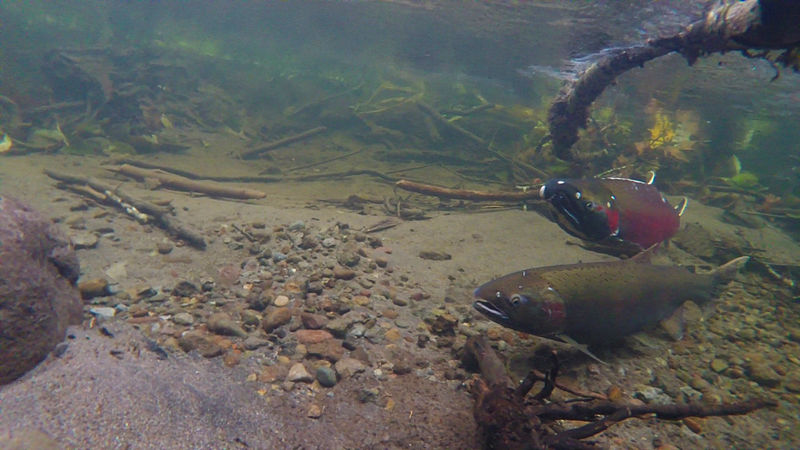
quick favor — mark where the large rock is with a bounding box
[0,196,82,385]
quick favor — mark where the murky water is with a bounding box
[1,1,799,448]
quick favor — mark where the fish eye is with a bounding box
[510,294,523,306]
[584,201,594,209]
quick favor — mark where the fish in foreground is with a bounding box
[473,249,748,361]
[539,173,686,250]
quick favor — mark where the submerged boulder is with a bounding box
[0,195,82,385]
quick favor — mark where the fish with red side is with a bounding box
[473,249,747,348]
[538,174,685,249]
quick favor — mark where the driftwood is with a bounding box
[241,126,327,159]
[44,169,206,249]
[549,0,800,159]
[464,336,776,449]
[111,164,266,200]
[395,179,541,202]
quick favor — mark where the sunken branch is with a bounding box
[548,0,800,160]
[464,336,776,449]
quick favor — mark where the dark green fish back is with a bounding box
[539,261,714,343]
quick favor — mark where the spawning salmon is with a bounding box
[473,250,747,347]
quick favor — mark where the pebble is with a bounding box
[156,241,173,254]
[683,417,703,434]
[288,220,305,231]
[333,266,356,280]
[243,336,270,350]
[710,358,729,373]
[418,250,451,261]
[89,306,116,319]
[273,295,290,307]
[352,295,370,306]
[307,404,323,418]
[384,328,403,342]
[301,312,328,329]
[321,237,337,248]
[78,278,110,299]
[262,307,292,332]
[306,340,344,362]
[287,363,313,383]
[178,331,224,358]
[316,366,338,387]
[207,312,248,337]
[334,357,367,378]
[296,329,334,345]
[240,309,261,327]
[71,232,99,249]
[172,312,195,326]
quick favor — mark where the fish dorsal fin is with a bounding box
[557,334,608,365]
[629,243,660,263]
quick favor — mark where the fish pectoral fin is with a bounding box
[557,334,608,365]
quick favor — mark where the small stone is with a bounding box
[262,307,292,332]
[89,307,116,319]
[207,312,248,337]
[358,387,380,403]
[334,357,367,378]
[240,309,261,327]
[259,364,288,382]
[306,340,344,362]
[300,312,328,329]
[321,237,337,248]
[316,366,338,387]
[156,241,173,254]
[296,329,334,345]
[418,250,451,261]
[606,385,623,402]
[178,331,224,358]
[71,232,99,249]
[746,360,782,388]
[273,295,290,307]
[307,404,323,419]
[784,371,800,393]
[333,266,356,280]
[243,336,270,350]
[683,417,703,434]
[172,312,195,326]
[288,220,305,231]
[288,363,313,382]
[78,278,110,299]
[337,251,360,267]
[384,328,403,342]
[352,295,370,306]
[375,257,388,268]
[710,358,729,373]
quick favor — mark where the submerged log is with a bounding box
[549,0,800,159]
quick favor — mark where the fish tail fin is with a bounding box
[713,256,749,283]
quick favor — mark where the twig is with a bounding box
[286,149,363,172]
[241,126,327,159]
[111,164,266,200]
[395,179,541,202]
[44,169,206,249]
[416,101,486,147]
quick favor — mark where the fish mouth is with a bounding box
[473,300,510,322]
[548,191,582,228]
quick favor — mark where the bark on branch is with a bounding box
[548,0,800,159]
[464,335,776,449]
